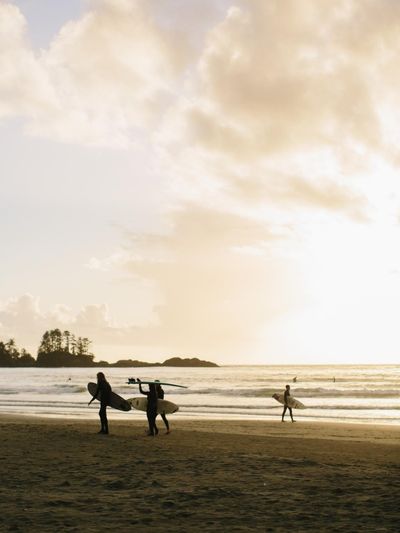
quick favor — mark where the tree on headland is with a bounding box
[36,329,94,367]
[18,348,36,366]
[0,338,35,367]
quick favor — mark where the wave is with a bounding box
[180,404,272,411]
[35,385,88,394]
[173,402,400,412]
[0,400,82,408]
[249,378,400,385]
[0,385,88,395]
[287,388,400,398]
[2,383,400,399]
[233,387,400,398]
[301,404,400,410]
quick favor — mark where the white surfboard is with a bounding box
[272,392,306,409]
[128,397,179,414]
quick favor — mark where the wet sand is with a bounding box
[0,415,399,532]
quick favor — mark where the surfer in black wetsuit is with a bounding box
[282,384,295,423]
[138,379,158,436]
[156,383,170,434]
[88,372,111,434]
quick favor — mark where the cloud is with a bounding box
[36,203,300,360]
[0,0,192,146]
[183,0,390,157]
[157,0,400,220]
[0,294,134,354]
[2,0,400,155]
[0,294,59,350]
[0,3,56,119]
[230,172,369,221]
[113,204,302,357]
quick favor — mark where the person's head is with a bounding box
[97,372,106,382]
[286,384,290,391]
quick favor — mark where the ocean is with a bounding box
[0,365,399,425]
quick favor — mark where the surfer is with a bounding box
[138,379,158,436]
[282,384,295,423]
[156,383,170,434]
[88,372,111,434]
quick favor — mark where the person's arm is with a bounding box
[137,379,146,396]
[88,384,99,405]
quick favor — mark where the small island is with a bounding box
[112,357,219,368]
[0,330,219,368]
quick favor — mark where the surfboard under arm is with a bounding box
[272,392,306,409]
[87,382,131,412]
[127,378,188,388]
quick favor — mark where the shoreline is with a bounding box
[1,412,400,440]
[1,410,399,427]
[1,414,399,531]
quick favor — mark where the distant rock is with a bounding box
[161,357,219,367]
[112,359,157,367]
[111,356,219,368]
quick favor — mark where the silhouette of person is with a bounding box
[293,376,297,383]
[88,372,111,434]
[156,383,170,434]
[282,384,295,423]
[138,379,158,436]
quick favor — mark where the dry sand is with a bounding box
[0,415,399,532]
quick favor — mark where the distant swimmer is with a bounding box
[138,379,158,436]
[293,376,297,383]
[282,384,295,423]
[88,372,111,434]
[333,377,336,383]
[156,383,170,434]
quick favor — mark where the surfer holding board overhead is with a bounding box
[138,379,158,436]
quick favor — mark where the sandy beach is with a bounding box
[0,415,399,532]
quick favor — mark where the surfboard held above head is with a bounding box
[127,377,188,389]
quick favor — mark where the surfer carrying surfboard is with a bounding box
[282,384,295,423]
[88,372,112,434]
[138,379,158,436]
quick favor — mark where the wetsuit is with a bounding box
[282,389,294,422]
[139,383,158,435]
[157,386,170,432]
[94,379,111,434]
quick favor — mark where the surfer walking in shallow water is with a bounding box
[138,379,158,436]
[282,384,295,423]
[88,372,111,434]
[156,383,170,434]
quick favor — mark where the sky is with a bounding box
[2,0,400,365]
